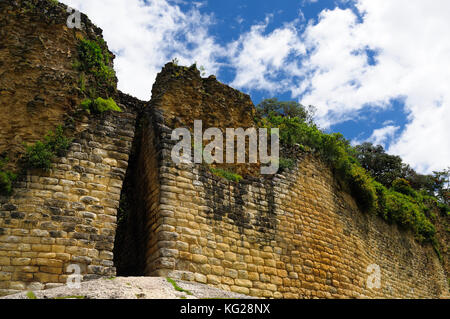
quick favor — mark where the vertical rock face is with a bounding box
[0,0,137,296]
[0,1,448,299]
[0,0,115,168]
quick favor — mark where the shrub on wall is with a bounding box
[0,158,16,196]
[23,125,72,171]
[73,38,117,98]
[391,178,417,198]
[76,38,116,89]
[81,97,122,114]
[279,157,296,170]
[210,167,243,183]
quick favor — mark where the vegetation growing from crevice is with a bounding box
[81,97,122,114]
[73,37,121,117]
[209,167,243,183]
[22,125,72,171]
[278,157,296,171]
[26,291,37,299]
[75,38,116,92]
[166,277,193,295]
[0,157,17,196]
[256,98,449,250]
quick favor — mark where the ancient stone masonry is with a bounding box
[147,152,449,298]
[112,63,449,298]
[0,1,448,298]
[0,98,139,296]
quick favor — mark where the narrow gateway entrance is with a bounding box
[113,114,153,276]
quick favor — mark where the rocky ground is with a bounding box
[0,276,256,299]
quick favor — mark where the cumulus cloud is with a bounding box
[227,17,305,93]
[61,0,223,100]
[366,125,400,148]
[297,0,450,173]
[227,0,450,173]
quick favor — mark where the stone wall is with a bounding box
[142,146,449,298]
[127,63,449,298]
[0,2,448,298]
[0,100,138,296]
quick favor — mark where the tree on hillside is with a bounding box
[354,142,404,187]
[431,167,449,205]
[400,164,434,193]
[354,143,449,203]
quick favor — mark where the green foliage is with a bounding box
[210,167,243,183]
[431,167,449,206]
[279,157,296,170]
[23,126,72,171]
[258,110,376,212]
[26,291,37,299]
[372,181,388,219]
[392,178,416,198]
[354,143,449,206]
[76,39,116,89]
[166,277,192,295]
[0,171,16,196]
[23,141,54,171]
[79,72,86,93]
[437,202,450,215]
[256,98,315,123]
[0,157,17,196]
[46,126,72,157]
[258,97,443,246]
[345,163,378,213]
[81,97,122,114]
[354,143,404,187]
[384,189,436,242]
[199,65,206,77]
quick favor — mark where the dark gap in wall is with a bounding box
[113,108,146,276]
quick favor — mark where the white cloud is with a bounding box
[366,125,399,148]
[296,0,450,173]
[61,0,223,100]
[227,18,305,93]
[226,1,450,173]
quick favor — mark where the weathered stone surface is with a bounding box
[0,1,448,300]
[0,88,137,296]
[1,277,255,299]
[119,63,449,299]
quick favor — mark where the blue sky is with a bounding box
[61,0,450,174]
